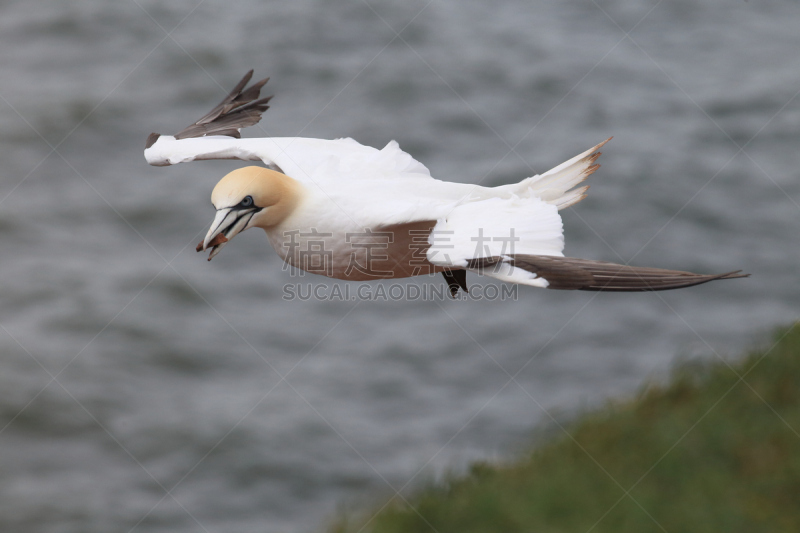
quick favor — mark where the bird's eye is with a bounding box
[240,195,254,207]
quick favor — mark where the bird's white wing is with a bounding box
[144,71,431,185]
[145,134,432,180]
[272,137,432,184]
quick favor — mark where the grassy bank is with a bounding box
[332,324,800,533]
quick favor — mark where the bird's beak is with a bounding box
[197,206,259,261]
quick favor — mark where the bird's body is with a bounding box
[146,71,747,294]
[150,134,588,285]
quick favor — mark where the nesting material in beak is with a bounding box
[196,233,229,261]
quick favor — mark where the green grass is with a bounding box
[331,324,800,533]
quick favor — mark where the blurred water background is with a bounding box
[1,0,798,531]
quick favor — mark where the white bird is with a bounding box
[144,71,746,296]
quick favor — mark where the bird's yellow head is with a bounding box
[200,166,302,260]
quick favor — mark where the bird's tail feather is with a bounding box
[510,138,612,210]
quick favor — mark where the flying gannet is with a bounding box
[144,71,747,296]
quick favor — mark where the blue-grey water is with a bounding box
[1,1,798,531]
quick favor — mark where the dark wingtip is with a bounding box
[236,70,255,91]
[145,132,161,149]
[174,71,273,140]
[718,270,750,280]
